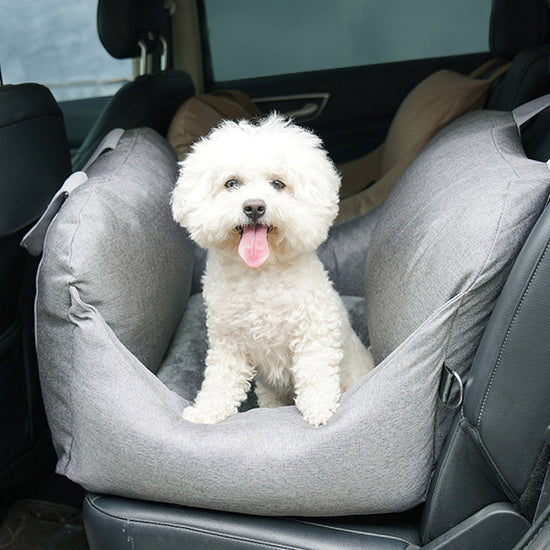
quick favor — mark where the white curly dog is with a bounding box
[171,115,374,426]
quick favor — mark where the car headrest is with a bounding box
[0,83,71,236]
[97,0,165,59]
[490,0,550,59]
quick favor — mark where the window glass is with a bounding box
[0,0,132,101]
[204,0,492,82]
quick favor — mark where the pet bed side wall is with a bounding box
[35,128,195,469]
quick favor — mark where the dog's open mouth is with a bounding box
[235,223,272,268]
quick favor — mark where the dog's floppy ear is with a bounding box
[289,145,341,227]
[171,162,197,227]
[171,185,187,227]
[172,150,222,232]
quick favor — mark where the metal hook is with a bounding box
[137,40,148,76]
[438,364,464,410]
[159,35,168,72]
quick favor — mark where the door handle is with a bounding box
[282,102,319,119]
[253,93,329,122]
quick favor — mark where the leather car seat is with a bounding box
[0,82,72,489]
[70,0,195,170]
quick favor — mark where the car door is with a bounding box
[198,0,493,164]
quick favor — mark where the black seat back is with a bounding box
[487,0,550,110]
[0,82,71,488]
[420,107,550,544]
[71,0,194,170]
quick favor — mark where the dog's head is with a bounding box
[171,114,340,267]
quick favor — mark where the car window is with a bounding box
[203,0,492,82]
[0,0,132,101]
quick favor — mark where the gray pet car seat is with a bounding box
[81,105,550,550]
[26,90,550,549]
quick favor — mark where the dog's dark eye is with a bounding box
[271,179,286,190]
[224,179,241,190]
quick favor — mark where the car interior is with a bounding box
[3,0,550,549]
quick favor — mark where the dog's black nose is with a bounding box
[242,199,266,222]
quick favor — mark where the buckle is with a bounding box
[438,364,464,410]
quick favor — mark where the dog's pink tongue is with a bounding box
[238,225,269,268]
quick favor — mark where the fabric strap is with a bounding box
[21,171,88,256]
[20,128,125,256]
[513,93,550,133]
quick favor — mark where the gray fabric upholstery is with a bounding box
[157,293,207,401]
[46,129,193,372]
[36,128,195,461]
[365,108,550,452]
[366,109,550,370]
[318,207,381,297]
[35,99,550,516]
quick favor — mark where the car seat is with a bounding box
[25,87,550,548]
[0,81,72,489]
[70,0,195,171]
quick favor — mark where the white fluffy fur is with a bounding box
[172,114,374,426]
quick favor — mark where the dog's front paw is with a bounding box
[182,405,230,424]
[301,404,339,427]
[295,395,340,427]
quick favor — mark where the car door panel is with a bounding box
[252,93,330,123]
[211,52,490,164]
